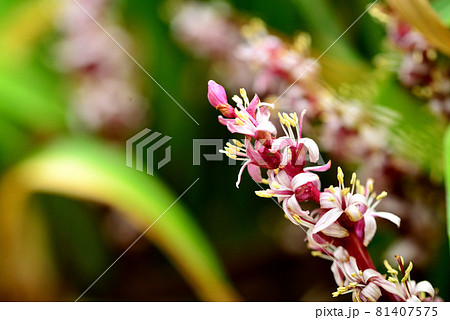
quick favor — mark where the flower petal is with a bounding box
[414,281,435,298]
[371,211,401,227]
[304,160,331,173]
[363,215,377,247]
[292,172,319,190]
[313,208,343,234]
[247,164,262,183]
[299,137,320,163]
[321,223,349,238]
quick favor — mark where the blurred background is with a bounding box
[0,0,449,301]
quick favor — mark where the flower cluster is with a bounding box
[208,81,440,302]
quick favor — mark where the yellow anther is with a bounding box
[261,178,269,185]
[350,273,356,278]
[349,282,358,288]
[367,179,374,193]
[233,139,244,148]
[291,113,298,124]
[282,113,292,127]
[292,214,302,224]
[388,277,398,283]
[255,190,273,198]
[358,186,365,195]
[311,251,322,257]
[271,182,281,189]
[376,191,388,201]
[278,112,288,126]
[350,172,356,185]
[384,260,398,275]
[337,167,344,185]
[337,286,347,293]
[240,88,247,99]
[226,154,237,160]
[419,292,426,300]
[341,188,350,196]
[332,291,340,297]
[358,270,363,276]
[328,197,335,202]
[235,110,249,121]
[235,118,245,126]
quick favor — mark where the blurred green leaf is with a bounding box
[432,0,450,26]
[375,75,446,181]
[445,125,450,249]
[0,137,239,301]
[0,66,66,134]
[289,0,363,63]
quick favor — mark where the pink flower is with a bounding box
[208,81,277,138]
[331,247,402,302]
[315,169,400,246]
[255,169,322,225]
[383,257,441,302]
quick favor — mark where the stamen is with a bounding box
[235,110,249,121]
[350,172,356,185]
[292,214,302,224]
[232,95,243,106]
[376,191,387,201]
[271,182,281,189]
[235,118,245,126]
[233,139,244,148]
[401,262,413,283]
[261,178,269,185]
[341,188,350,196]
[311,251,322,257]
[384,260,398,275]
[240,88,249,106]
[337,167,344,185]
[367,179,374,194]
[255,190,273,198]
[388,277,398,283]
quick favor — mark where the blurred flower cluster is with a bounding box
[56,0,147,138]
[207,80,441,301]
[371,4,450,118]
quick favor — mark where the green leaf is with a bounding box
[0,137,239,301]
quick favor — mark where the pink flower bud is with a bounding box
[207,80,235,117]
